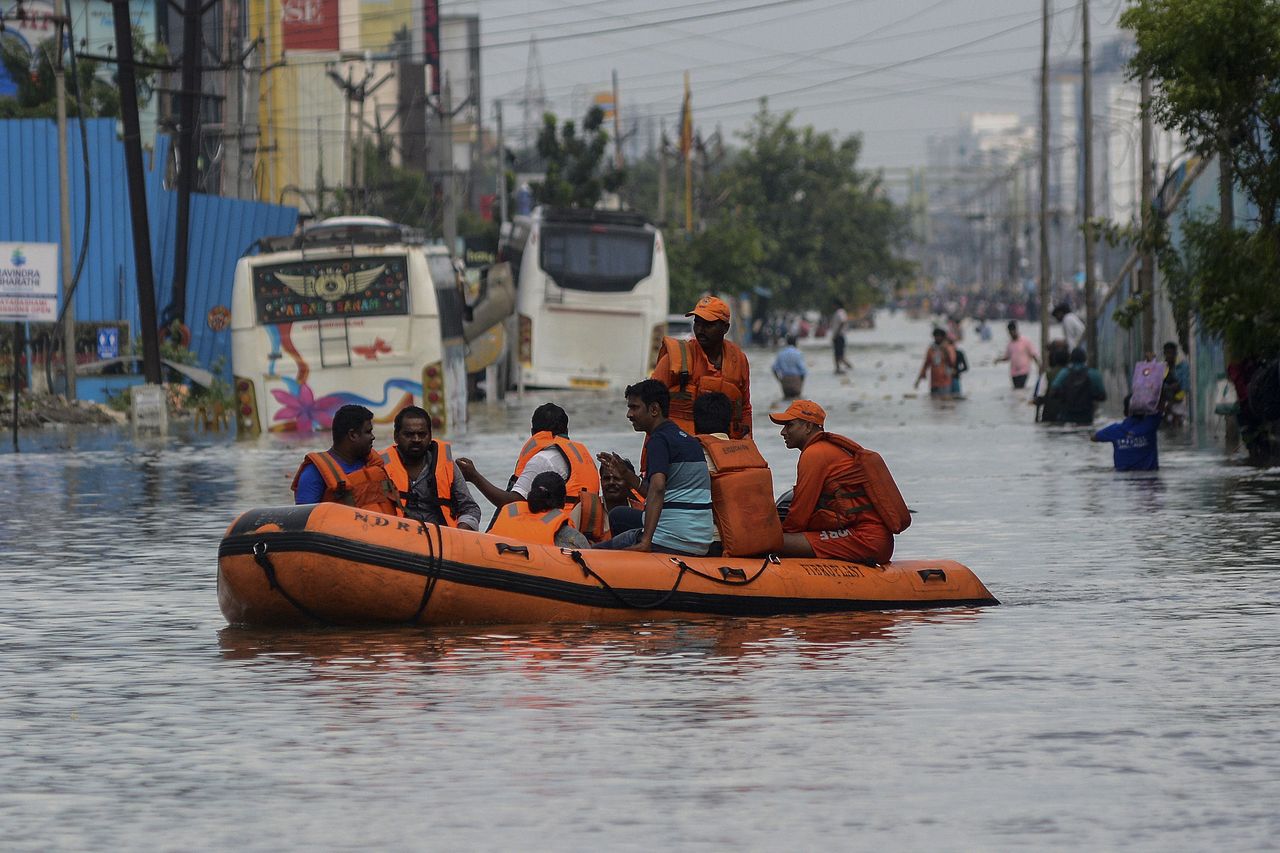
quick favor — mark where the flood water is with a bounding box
[3,313,1278,850]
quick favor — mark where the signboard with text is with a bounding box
[0,243,58,322]
[281,0,339,51]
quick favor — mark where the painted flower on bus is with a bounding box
[270,382,346,432]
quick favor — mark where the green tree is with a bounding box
[1122,0,1280,358]
[534,106,624,208]
[710,105,912,311]
[667,218,767,310]
[0,32,166,119]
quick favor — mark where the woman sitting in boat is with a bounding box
[770,400,912,565]
[488,472,591,548]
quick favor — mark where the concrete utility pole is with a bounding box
[442,73,457,251]
[1038,0,1052,359]
[658,118,668,226]
[223,0,242,199]
[113,0,162,385]
[165,0,205,341]
[1139,72,1155,355]
[611,69,623,170]
[495,100,507,225]
[54,0,75,397]
[1081,0,1098,366]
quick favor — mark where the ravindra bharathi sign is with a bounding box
[0,243,58,322]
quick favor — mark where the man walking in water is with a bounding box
[995,320,1041,389]
[831,299,853,374]
[914,328,957,397]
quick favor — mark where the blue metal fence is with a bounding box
[0,118,297,381]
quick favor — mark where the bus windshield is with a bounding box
[252,255,409,324]
[540,225,654,293]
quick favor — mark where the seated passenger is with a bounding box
[379,405,480,529]
[292,404,400,514]
[771,400,911,565]
[600,456,644,514]
[488,472,591,548]
[693,392,782,557]
[457,403,602,525]
[594,379,715,555]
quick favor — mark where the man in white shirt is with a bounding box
[457,402,598,516]
[1052,302,1086,353]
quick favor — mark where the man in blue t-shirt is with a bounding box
[1091,397,1162,470]
[595,379,715,555]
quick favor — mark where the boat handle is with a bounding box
[917,568,947,582]
[496,542,530,559]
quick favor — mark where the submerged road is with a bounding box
[3,312,1278,849]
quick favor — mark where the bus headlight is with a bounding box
[422,362,447,431]
[518,314,532,367]
[234,376,261,436]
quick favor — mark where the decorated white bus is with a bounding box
[498,207,669,390]
[229,217,468,437]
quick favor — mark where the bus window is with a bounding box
[540,226,655,292]
[251,256,409,324]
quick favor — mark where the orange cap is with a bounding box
[685,295,731,323]
[768,399,826,427]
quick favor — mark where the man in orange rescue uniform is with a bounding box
[380,405,480,530]
[292,404,400,514]
[652,295,752,439]
[770,400,912,565]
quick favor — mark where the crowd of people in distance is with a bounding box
[291,295,911,565]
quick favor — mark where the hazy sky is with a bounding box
[447,0,1125,170]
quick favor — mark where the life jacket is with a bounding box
[379,440,458,526]
[291,450,401,516]
[1129,359,1164,416]
[657,337,751,439]
[807,433,912,535]
[572,490,609,542]
[489,501,572,546]
[510,432,602,510]
[696,435,783,556]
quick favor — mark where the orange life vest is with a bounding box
[489,501,572,545]
[291,450,401,516]
[379,440,458,526]
[573,490,609,542]
[656,337,751,439]
[510,432,602,509]
[808,433,912,534]
[696,435,784,556]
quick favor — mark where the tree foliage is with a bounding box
[0,33,166,119]
[1122,0,1280,357]
[724,106,912,310]
[534,106,624,208]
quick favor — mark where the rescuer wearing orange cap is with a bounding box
[651,295,753,439]
[770,400,912,565]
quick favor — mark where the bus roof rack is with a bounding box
[538,207,651,228]
[254,217,430,253]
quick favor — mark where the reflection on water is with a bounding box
[4,313,1279,849]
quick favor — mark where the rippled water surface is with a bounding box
[3,314,1278,850]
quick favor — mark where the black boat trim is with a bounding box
[219,532,999,615]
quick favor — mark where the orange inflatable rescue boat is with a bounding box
[217,504,999,627]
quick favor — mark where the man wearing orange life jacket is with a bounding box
[770,400,912,565]
[292,404,400,515]
[651,295,753,439]
[489,472,592,548]
[457,402,606,538]
[379,405,480,530]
